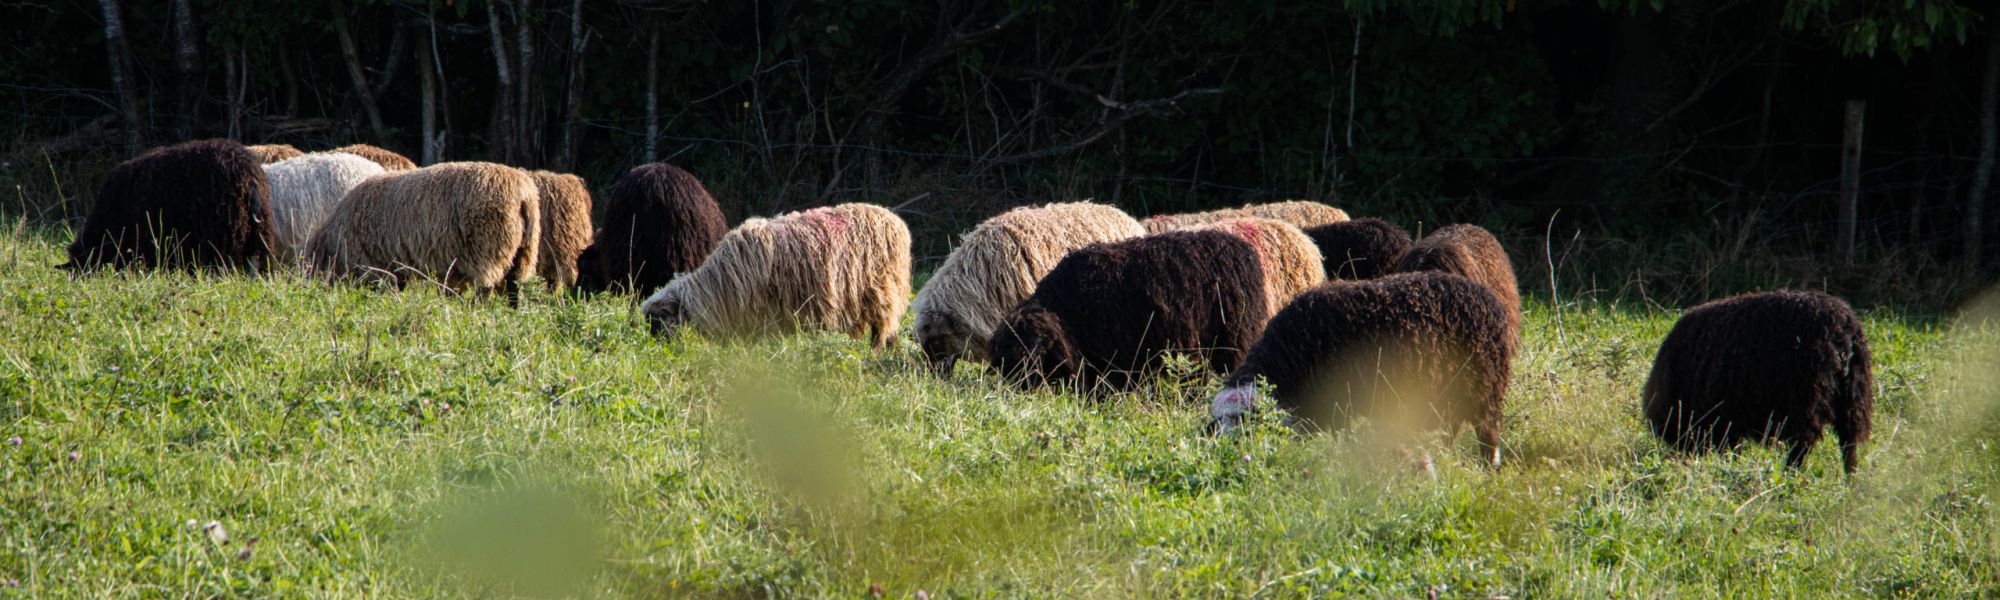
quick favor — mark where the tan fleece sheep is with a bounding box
[246,144,305,164]
[1194,217,1326,316]
[641,203,912,347]
[329,144,418,172]
[910,201,1146,374]
[1142,200,1349,234]
[526,170,594,291]
[301,162,540,294]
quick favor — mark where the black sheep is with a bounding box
[575,163,729,294]
[1395,224,1520,339]
[1304,217,1412,280]
[988,229,1269,392]
[1208,272,1516,468]
[1643,290,1875,474]
[62,139,275,272]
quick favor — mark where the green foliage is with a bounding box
[2,220,1999,595]
[1782,0,1984,59]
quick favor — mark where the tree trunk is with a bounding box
[556,0,588,170]
[223,45,241,139]
[370,24,407,97]
[1968,31,2000,267]
[171,0,203,140]
[514,0,541,166]
[279,44,300,115]
[97,0,145,153]
[1839,100,1865,265]
[486,0,516,163]
[418,21,439,166]
[332,0,390,144]
[644,25,659,163]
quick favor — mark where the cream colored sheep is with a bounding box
[263,152,386,262]
[910,201,1145,374]
[302,162,539,294]
[1142,200,1349,234]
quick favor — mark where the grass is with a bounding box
[2,223,1999,598]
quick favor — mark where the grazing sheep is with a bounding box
[62,139,276,272]
[1141,200,1349,234]
[329,144,418,172]
[1305,218,1412,280]
[641,203,912,346]
[526,170,595,291]
[263,152,387,262]
[1194,217,1325,317]
[1394,224,1520,338]
[1208,272,1516,468]
[576,163,729,294]
[246,144,305,164]
[301,162,540,294]
[910,201,1146,375]
[987,229,1269,392]
[1643,290,1875,474]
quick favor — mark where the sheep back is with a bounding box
[988,229,1269,392]
[329,144,418,172]
[1305,217,1412,280]
[263,152,387,262]
[1142,200,1350,234]
[246,144,305,164]
[526,170,595,291]
[1211,272,1515,466]
[302,162,540,293]
[911,201,1145,374]
[1395,224,1520,339]
[1195,217,1325,316]
[63,139,275,272]
[642,203,911,346]
[577,163,728,294]
[1642,290,1875,473]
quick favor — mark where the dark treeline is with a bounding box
[2,0,1997,305]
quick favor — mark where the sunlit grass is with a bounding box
[2,224,1997,597]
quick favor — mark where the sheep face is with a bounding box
[642,289,690,337]
[916,311,981,376]
[1206,385,1259,435]
[989,307,1078,388]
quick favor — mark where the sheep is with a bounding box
[62,139,276,272]
[910,201,1146,375]
[246,144,305,164]
[1193,217,1325,317]
[1141,200,1349,234]
[641,203,912,347]
[263,152,387,262]
[576,163,729,294]
[301,162,540,294]
[525,170,595,291]
[987,229,1269,392]
[1207,272,1517,468]
[1642,290,1875,474]
[329,144,418,172]
[1394,224,1520,339]
[1304,217,1412,280]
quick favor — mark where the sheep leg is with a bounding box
[1840,439,1860,475]
[1783,438,1816,471]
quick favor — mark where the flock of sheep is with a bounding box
[59,139,1877,475]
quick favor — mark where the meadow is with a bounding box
[2,222,1998,598]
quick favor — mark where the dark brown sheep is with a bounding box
[575,163,729,294]
[988,229,1269,392]
[1304,217,1412,280]
[1207,272,1516,467]
[1394,224,1520,339]
[1643,290,1875,474]
[62,139,276,272]
[329,144,418,172]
